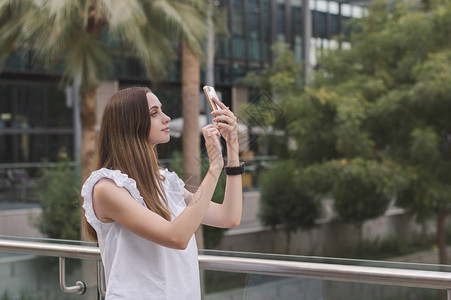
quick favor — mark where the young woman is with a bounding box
[81,87,243,299]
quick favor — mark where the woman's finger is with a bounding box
[211,98,236,116]
[211,109,237,122]
[202,124,218,135]
[203,126,221,138]
[212,97,227,110]
[213,115,237,126]
[202,124,216,131]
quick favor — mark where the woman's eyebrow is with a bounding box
[149,105,161,110]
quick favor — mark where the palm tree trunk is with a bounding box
[79,89,99,298]
[182,41,204,300]
[80,89,97,182]
[437,208,447,265]
[181,43,202,247]
[80,89,97,243]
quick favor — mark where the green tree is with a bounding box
[287,82,408,246]
[292,0,451,263]
[35,163,81,240]
[241,44,323,253]
[331,159,406,244]
[259,161,321,253]
[242,21,413,255]
[241,42,302,96]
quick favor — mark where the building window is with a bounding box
[262,0,271,61]
[248,0,261,61]
[330,13,340,37]
[232,0,246,58]
[0,82,73,164]
[277,2,285,40]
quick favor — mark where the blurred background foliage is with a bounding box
[241,0,451,262]
[35,162,81,240]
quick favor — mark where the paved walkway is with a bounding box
[388,246,451,264]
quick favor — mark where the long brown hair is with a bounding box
[84,87,171,241]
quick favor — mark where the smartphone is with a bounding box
[203,85,221,111]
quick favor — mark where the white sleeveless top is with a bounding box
[81,168,200,300]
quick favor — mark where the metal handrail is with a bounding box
[0,238,98,295]
[1,238,451,298]
[0,239,100,259]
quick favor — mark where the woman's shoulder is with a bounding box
[83,169,121,193]
[93,177,119,192]
[86,168,129,182]
[82,168,145,205]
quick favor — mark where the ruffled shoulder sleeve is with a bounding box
[160,168,186,208]
[81,168,146,226]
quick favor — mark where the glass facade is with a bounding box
[248,0,261,61]
[0,0,363,167]
[0,82,73,164]
[261,0,271,61]
[212,0,363,84]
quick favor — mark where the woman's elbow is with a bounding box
[228,217,241,228]
[174,242,189,250]
[168,236,190,250]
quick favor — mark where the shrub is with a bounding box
[35,163,80,240]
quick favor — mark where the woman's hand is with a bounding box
[210,98,238,148]
[202,124,224,173]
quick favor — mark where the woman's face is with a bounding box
[147,92,171,146]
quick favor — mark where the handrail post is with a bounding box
[97,260,106,297]
[59,257,87,295]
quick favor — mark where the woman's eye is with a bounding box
[151,111,158,117]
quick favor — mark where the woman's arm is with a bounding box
[189,97,243,228]
[197,142,243,228]
[92,125,224,250]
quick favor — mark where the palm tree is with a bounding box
[0,0,207,182]
[0,2,207,295]
[182,42,203,246]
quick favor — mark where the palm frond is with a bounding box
[0,0,33,13]
[148,0,207,56]
[39,0,80,18]
[134,23,174,79]
[101,0,146,29]
[0,0,208,87]
[62,29,112,96]
[11,2,82,67]
[0,1,36,67]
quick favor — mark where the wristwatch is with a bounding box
[224,162,245,175]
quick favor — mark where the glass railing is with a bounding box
[0,236,99,299]
[1,235,451,299]
[200,249,451,300]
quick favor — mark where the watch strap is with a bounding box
[224,162,245,176]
